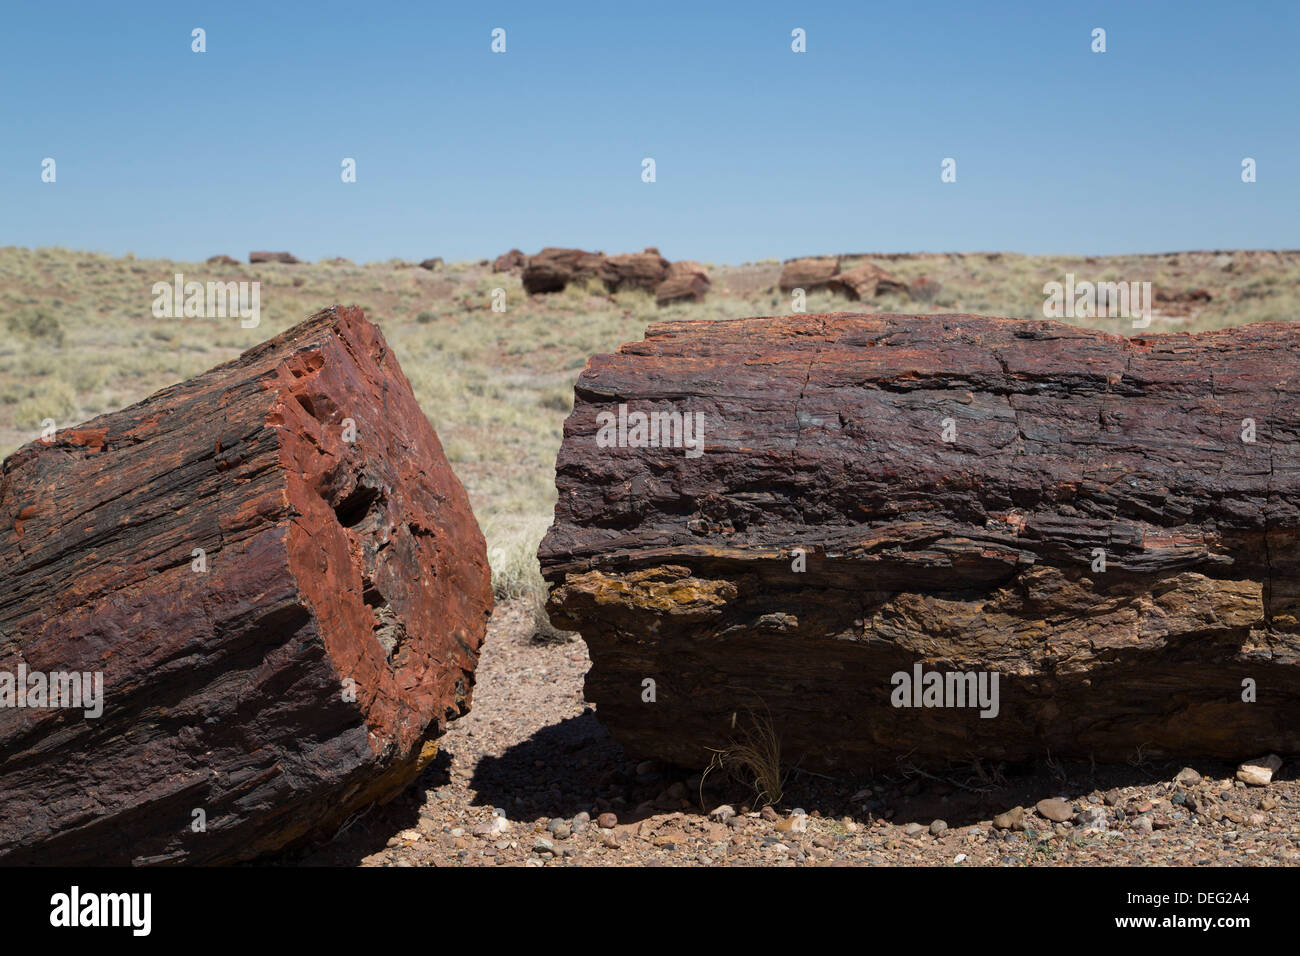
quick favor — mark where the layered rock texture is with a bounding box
[540,313,1300,773]
[0,306,492,864]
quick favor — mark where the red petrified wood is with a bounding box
[0,306,491,864]
[540,313,1300,773]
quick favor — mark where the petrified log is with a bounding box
[0,306,492,864]
[522,247,610,294]
[655,273,710,305]
[832,261,909,300]
[778,256,840,292]
[248,251,300,264]
[493,248,526,273]
[607,250,670,292]
[540,312,1300,773]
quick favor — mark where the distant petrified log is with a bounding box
[249,251,300,264]
[832,261,909,300]
[493,249,526,273]
[540,313,1300,773]
[607,250,670,291]
[205,254,240,266]
[522,247,606,294]
[523,247,684,298]
[655,273,710,305]
[778,256,840,292]
[0,306,492,864]
[419,257,444,271]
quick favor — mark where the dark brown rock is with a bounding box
[655,273,709,305]
[540,312,1300,773]
[205,254,239,266]
[0,306,492,864]
[419,257,444,271]
[522,247,611,294]
[607,250,670,292]
[249,251,300,264]
[493,249,526,273]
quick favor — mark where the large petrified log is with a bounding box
[540,313,1300,773]
[0,306,491,864]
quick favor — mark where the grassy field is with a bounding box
[2,245,1297,631]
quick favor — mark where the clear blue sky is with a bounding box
[2,0,1296,263]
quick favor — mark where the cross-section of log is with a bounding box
[0,306,491,864]
[540,313,1300,773]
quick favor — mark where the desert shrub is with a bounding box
[5,308,65,347]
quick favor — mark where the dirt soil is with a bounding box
[283,600,1300,867]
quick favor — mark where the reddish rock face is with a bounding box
[540,312,1300,773]
[0,306,491,864]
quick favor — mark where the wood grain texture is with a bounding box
[0,306,491,864]
[540,313,1300,772]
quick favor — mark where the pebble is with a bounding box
[533,837,555,854]
[903,823,925,837]
[1130,814,1154,835]
[709,804,737,823]
[1175,767,1203,787]
[1035,798,1074,823]
[547,819,572,840]
[930,820,948,837]
[597,812,618,829]
[1074,807,1107,831]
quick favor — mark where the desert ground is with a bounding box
[3,245,1299,866]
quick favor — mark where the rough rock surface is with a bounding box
[540,312,1300,773]
[0,306,492,865]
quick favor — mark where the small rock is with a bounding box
[930,819,948,837]
[992,807,1025,831]
[1130,814,1153,835]
[709,804,737,823]
[1035,798,1074,823]
[1103,789,1122,806]
[548,821,572,841]
[597,812,618,829]
[533,837,555,854]
[903,823,925,837]
[760,806,779,822]
[1074,807,1108,831]
[1174,767,1203,787]
[1237,754,1282,786]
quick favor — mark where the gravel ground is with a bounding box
[286,600,1300,867]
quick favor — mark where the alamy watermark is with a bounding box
[595,403,705,458]
[152,273,260,328]
[0,664,103,718]
[1043,273,1152,328]
[890,663,999,718]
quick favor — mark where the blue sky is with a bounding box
[2,0,1296,263]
